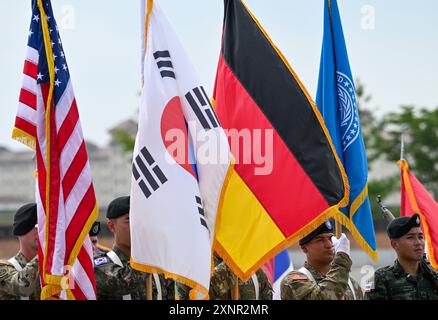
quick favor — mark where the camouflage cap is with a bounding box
[387,213,421,239]
[299,220,333,245]
[13,203,37,236]
[106,196,130,219]
[89,221,100,236]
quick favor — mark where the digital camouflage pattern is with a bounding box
[176,261,273,300]
[365,260,438,300]
[94,247,175,300]
[281,252,362,300]
[0,252,40,300]
[210,262,273,300]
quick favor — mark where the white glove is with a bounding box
[331,233,350,256]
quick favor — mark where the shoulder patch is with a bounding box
[94,257,109,267]
[290,273,309,281]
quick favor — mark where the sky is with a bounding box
[1,0,437,151]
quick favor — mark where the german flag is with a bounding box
[213,0,349,280]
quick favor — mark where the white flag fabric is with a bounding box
[130,0,232,297]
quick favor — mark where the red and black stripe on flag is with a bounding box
[213,0,347,234]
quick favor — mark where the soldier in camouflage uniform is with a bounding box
[281,221,363,300]
[0,203,40,300]
[366,214,438,300]
[176,253,273,300]
[89,221,110,257]
[94,196,174,300]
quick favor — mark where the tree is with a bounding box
[373,106,438,198]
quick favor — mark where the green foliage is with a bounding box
[113,129,136,155]
[368,176,399,218]
[372,106,438,197]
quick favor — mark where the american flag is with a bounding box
[12,0,98,300]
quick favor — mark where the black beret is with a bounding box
[13,203,37,236]
[89,221,100,236]
[387,214,421,239]
[106,196,130,219]
[299,220,334,245]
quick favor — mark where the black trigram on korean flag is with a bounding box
[153,50,175,79]
[185,86,220,130]
[195,196,209,231]
[133,147,168,199]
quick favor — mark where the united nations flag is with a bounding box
[316,0,377,260]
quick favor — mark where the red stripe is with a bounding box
[37,236,45,287]
[215,57,329,237]
[36,143,47,213]
[40,84,62,275]
[19,88,37,110]
[78,246,97,294]
[65,186,96,258]
[58,99,79,152]
[71,279,87,300]
[62,141,87,200]
[23,60,38,79]
[14,117,36,138]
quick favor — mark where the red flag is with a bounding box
[399,160,438,269]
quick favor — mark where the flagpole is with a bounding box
[232,274,239,300]
[335,221,342,238]
[400,133,405,161]
[146,274,153,300]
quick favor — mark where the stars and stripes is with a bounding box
[12,0,97,300]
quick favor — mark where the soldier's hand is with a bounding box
[331,233,350,256]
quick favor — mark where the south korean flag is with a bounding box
[130,0,232,299]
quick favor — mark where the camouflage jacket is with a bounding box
[0,252,40,300]
[94,247,175,300]
[176,262,273,300]
[365,260,438,300]
[281,252,363,300]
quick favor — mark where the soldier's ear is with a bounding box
[300,245,308,254]
[107,219,116,233]
[390,239,398,251]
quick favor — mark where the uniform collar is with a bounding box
[393,259,423,279]
[303,261,325,281]
[14,252,30,267]
[112,246,130,263]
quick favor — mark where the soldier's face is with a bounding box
[21,227,39,252]
[109,214,131,248]
[302,233,335,265]
[90,236,98,256]
[392,227,425,261]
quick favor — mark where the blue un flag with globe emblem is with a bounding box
[316,0,377,260]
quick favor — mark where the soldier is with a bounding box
[93,196,174,300]
[0,203,40,300]
[365,214,438,300]
[176,253,273,300]
[281,221,363,300]
[209,261,273,300]
[89,221,110,257]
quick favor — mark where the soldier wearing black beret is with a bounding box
[93,196,174,300]
[366,214,438,300]
[0,203,40,300]
[89,221,110,257]
[281,220,363,300]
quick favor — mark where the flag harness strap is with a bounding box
[251,274,260,300]
[107,251,162,300]
[8,257,30,300]
[298,267,356,300]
